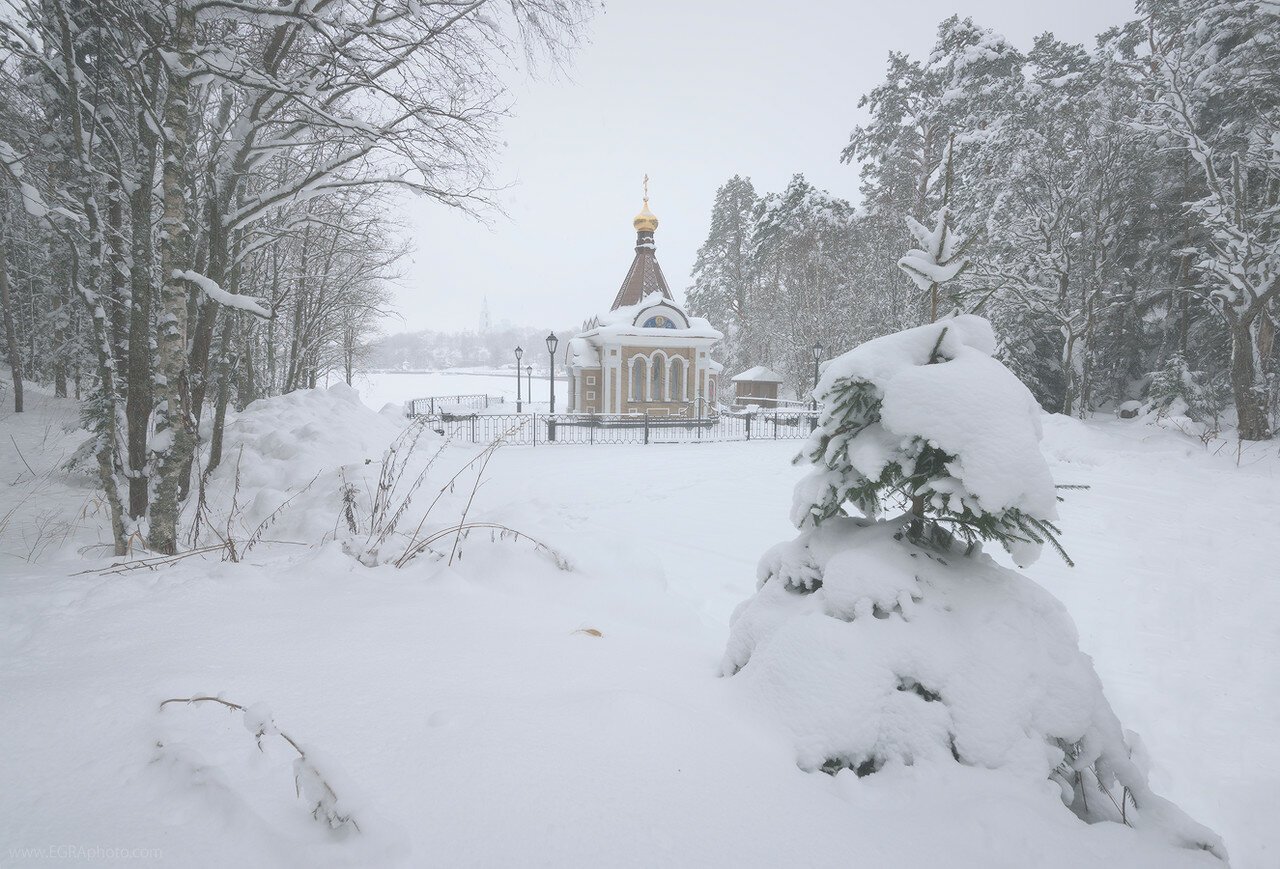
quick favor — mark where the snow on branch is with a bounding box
[174,270,271,318]
[898,208,970,291]
[0,139,61,221]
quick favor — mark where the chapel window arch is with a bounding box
[630,356,647,401]
[669,356,685,403]
[649,352,666,401]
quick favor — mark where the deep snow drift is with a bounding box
[1,381,1276,867]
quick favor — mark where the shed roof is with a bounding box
[731,365,785,383]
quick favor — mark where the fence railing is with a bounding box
[412,410,820,446]
[405,394,505,415]
[731,397,812,410]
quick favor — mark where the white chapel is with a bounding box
[565,190,723,416]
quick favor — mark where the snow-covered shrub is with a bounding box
[723,316,1226,861]
[338,413,568,570]
[793,315,1063,567]
[1146,354,1229,431]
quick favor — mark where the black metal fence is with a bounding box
[414,410,820,446]
[406,394,505,415]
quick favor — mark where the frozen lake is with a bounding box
[352,368,567,413]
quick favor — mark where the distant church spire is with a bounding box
[611,175,672,310]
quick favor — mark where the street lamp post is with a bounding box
[514,345,524,412]
[811,341,824,429]
[545,332,559,413]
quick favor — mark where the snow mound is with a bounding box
[722,517,1226,862]
[191,385,410,545]
[219,385,402,485]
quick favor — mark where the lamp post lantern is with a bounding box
[811,342,824,427]
[545,332,559,414]
[514,345,524,412]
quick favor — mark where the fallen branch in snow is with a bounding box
[78,545,229,576]
[159,695,360,833]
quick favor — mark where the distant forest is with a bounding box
[685,3,1279,440]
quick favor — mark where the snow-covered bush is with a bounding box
[1146,354,1229,431]
[793,314,1063,567]
[723,316,1226,861]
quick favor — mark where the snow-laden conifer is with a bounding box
[794,314,1059,566]
[724,316,1227,862]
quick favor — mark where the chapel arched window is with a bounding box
[669,357,684,403]
[650,354,665,401]
[630,357,647,401]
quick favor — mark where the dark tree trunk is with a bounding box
[49,235,68,398]
[0,236,24,413]
[206,311,237,473]
[1229,315,1272,441]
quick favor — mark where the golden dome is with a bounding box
[633,197,659,233]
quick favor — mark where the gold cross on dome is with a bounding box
[643,173,649,203]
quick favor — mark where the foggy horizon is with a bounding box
[391,0,1141,335]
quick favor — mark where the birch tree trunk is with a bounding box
[148,3,197,554]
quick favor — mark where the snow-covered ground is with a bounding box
[1,382,1276,867]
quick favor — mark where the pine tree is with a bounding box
[686,176,759,376]
[750,175,861,399]
[896,143,970,323]
[723,315,1226,862]
[1141,0,1280,439]
[795,315,1067,566]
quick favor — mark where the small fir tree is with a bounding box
[794,314,1067,566]
[724,316,1227,862]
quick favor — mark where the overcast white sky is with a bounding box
[391,0,1138,334]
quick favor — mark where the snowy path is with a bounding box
[1,388,1276,866]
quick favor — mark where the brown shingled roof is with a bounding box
[610,231,674,310]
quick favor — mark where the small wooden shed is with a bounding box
[731,366,786,408]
